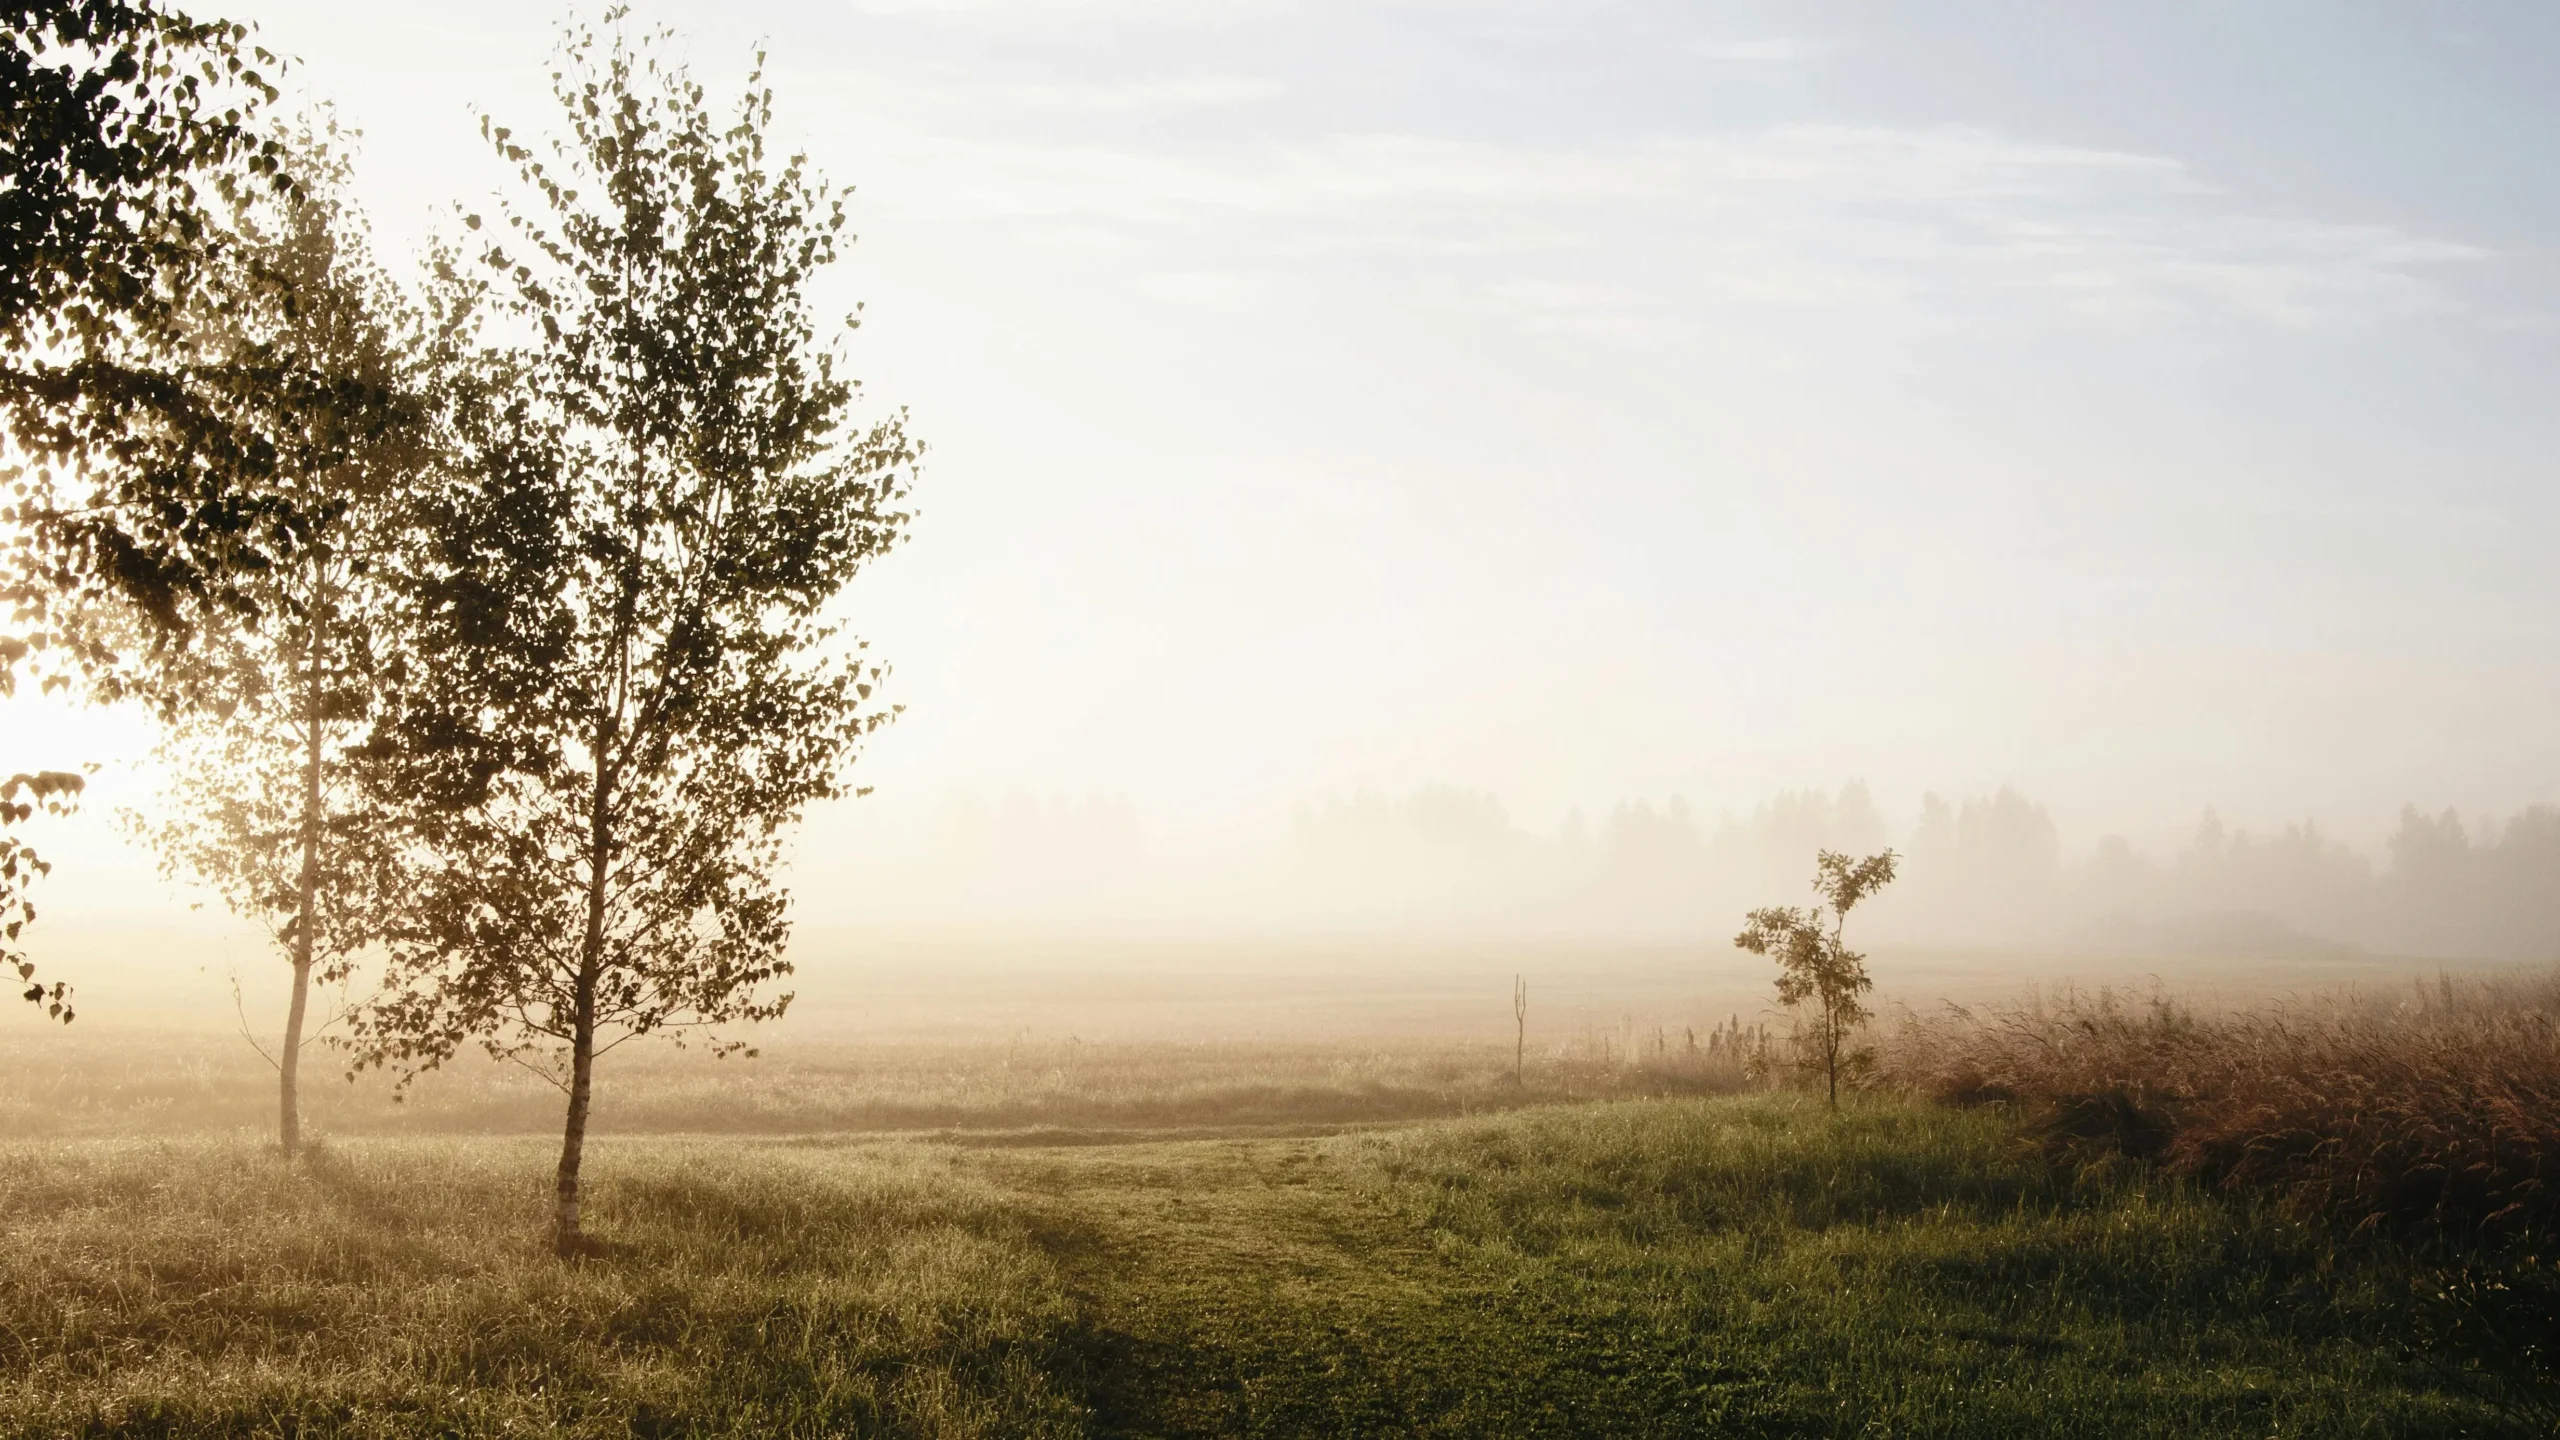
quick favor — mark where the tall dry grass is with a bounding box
[1873,969,2560,1401]
[1876,970,2560,1240]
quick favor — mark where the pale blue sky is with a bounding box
[15,0,2560,889]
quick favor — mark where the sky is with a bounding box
[8,0,2560,955]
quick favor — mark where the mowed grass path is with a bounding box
[0,1097,2529,1437]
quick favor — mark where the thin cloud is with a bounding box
[845,0,1285,24]
[856,123,2488,331]
[1695,37,1820,63]
[985,75,1284,113]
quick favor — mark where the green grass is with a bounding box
[0,1096,2533,1437]
[0,1138,1084,1437]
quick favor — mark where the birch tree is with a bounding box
[350,14,915,1253]
[128,129,423,1153]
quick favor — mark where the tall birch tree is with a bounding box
[350,13,915,1253]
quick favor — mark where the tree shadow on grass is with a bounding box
[1024,1190,1759,1440]
[1057,1323,1255,1440]
[293,1141,453,1231]
[1051,1302,1779,1440]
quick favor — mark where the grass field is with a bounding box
[0,1027,1764,1139]
[0,1093,2538,1438]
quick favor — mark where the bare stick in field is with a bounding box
[1513,974,1527,1086]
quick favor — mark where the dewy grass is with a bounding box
[1333,1098,2486,1436]
[0,1093,2536,1436]
[0,1138,1088,1438]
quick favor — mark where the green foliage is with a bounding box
[1736,847,1898,1105]
[349,12,917,1248]
[0,1,284,341]
[0,768,84,1020]
[2,0,304,648]
[2,0,306,1028]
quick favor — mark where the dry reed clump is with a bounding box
[1873,970,2560,1244]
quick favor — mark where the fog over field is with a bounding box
[7,0,2559,1036]
[14,713,2552,1039]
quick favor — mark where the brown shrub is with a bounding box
[1874,970,2560,1244]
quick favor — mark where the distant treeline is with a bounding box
[822,782,2560,961]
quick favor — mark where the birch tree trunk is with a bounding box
[553,967,599,1253]
[556,748,615,1254]
[281,591,326,1155]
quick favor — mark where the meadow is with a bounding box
[0,1100,2536,1438]
[0,966,2552,1438]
